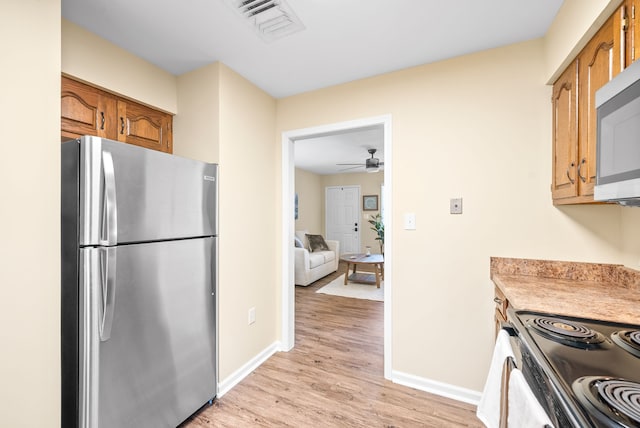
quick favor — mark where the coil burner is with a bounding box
[528,316,606,348]
[574,376,640,427]
[612,330,640,358]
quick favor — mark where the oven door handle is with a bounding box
[499,353,553,428]
[500,322,517,336]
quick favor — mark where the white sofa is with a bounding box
[294,230,340,286]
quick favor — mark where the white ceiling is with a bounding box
[61,0,563,99]
[295,126,384,175]
[61,0,563,174]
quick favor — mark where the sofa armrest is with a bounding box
[325,240,340,271]
[294,247,310,272]
[325,240,339,254]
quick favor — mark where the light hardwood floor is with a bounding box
[182,263,483,427]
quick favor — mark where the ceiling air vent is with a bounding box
[225,0,305,42]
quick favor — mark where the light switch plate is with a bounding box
[404,213,416,230]
[450,198,463,214]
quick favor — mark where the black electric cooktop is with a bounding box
[511,310,640,427]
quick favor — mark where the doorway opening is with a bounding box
[280,114,392,379]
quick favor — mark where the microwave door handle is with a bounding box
[99,247,117,341]
[100,151,118,246]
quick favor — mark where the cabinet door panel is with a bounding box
[552,62,578,201]
[118,101,172,153]
[61,77,116,141]
[579,18,616,197]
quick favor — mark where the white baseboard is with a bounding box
[391,370,482,406]
[217,341,281,397]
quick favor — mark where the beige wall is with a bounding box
[322,172,385,254]
[1,1,61,427]
[276,39,625,391]
[621,209,640,267]
[217,64,279,380]
[62,19,177,113]
[174,63,221,162]
[294,168,323,233]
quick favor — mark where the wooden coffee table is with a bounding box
[340,253,384,288]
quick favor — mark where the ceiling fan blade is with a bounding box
[336,163,365,166]
[339,165,364,171]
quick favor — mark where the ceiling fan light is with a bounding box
[366,166,379,173]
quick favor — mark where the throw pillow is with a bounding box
[295,230,309,250]
[294,236,304,248]
[306,234,330,252]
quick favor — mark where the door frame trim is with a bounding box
[324,185,361,255]
[280,114,393,379]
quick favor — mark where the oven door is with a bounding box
[479,325,550,428]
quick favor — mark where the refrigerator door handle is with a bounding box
[100,150,118,246]
[99,247,117,341]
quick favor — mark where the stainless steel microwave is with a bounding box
[595,59,640,206]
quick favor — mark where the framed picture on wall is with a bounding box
[363,195,378,211]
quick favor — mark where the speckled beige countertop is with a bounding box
[491,257,640,325]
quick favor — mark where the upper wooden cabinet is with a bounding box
[61,77,117,141]
[116,100,172,153]
[552,5,627,205]
[61,76,173,153]
[625,0,639,66]
[551,62,579,201]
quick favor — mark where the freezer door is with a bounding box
[78,136,217,245]
[79,238,217,428]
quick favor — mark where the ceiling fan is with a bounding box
[337,148,384,173]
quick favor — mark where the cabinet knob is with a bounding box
[493,297,503,305]
[577,158,587,183]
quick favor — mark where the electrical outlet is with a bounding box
[450,198,463,214]
[248,307,256,325]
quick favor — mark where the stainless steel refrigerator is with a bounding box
[61,136,217,428]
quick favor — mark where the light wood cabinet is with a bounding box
[494,286,508,337]
[116,100,172,153]
[551,62,579,201]
[577,17,619,199]
[61,76,117,141]
[61,76,173,153]
[624,0,638,67]
[552,8,626,205]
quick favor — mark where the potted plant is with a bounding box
[367,213,384,255]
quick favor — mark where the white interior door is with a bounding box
[325,186,360,254]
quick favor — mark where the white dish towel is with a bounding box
[477,329,515,428]
[508,369,554,428]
